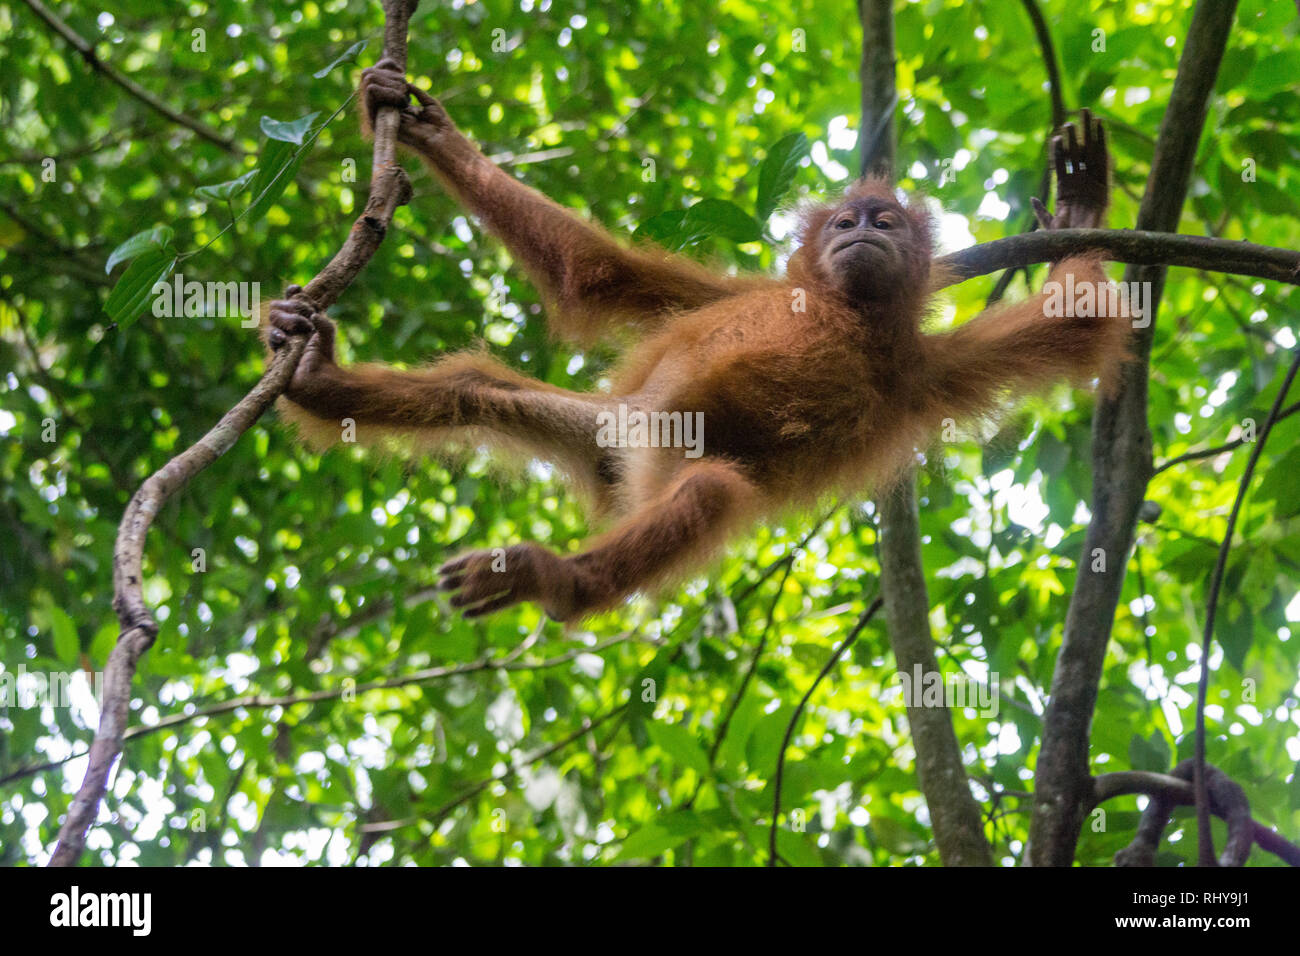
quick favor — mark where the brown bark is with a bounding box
[860,0,994,867]
[937,228,1299,288]
[47,0,421,867]
[1026,0,1240,868]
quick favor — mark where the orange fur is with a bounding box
[265,72,1131,620]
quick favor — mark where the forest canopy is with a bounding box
[1,0,1298,868]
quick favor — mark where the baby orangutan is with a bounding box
[265,60,1128,621]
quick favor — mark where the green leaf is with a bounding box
[614,811,706,861]
[1218,602,1254,673]
[245,140,308,223]
[632,209,687,246]
[680,198,763,244]
[646,719,710,775]
[774,827,823,867]
[260,112,320,145]
[1128,731,1170,773]
[105,226,173,274]
[628,648,671,730]
[314,40,369,79]
[716,691,764,769]
[613,824,684,861]
[49,605,80,665]
[103,248,176,325]
[89,621,118,666]
[633,200,763,249]
[196,168,257,202]
[756,132,809,222]
[746,705,795,774]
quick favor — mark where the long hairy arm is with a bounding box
[361,62,753,345]
[923,256,1132,422]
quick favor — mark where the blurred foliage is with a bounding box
[1,0,1297,867]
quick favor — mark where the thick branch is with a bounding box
[936,229,1300,288]
[1027,0,1240,868]
[860,0,993,868]
[1097,762,1297,867]
[18,0,238,154]
[47,0,421,868]
[857,0,897,176]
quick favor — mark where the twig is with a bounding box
[1018,0,1066,131]
[984,0,1063,308]
[767,596,883,867]
[708,563,791,766]
[17,0,239,154]
[425,706,629,827]
[706,510,837,767]
[1151,401,1300,476]
[1194,346,1300,865]
[5,627,640,789]
[47,0,421,867]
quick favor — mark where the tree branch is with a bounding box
[1027,0,1240,868]
[301,0,419,309]
[17,0,239,154]
[7,627,641,789]
[983,0,1063,307]
[1096,762,1298,867]
[47,335,307,866]
[860,0,994,868]
[768,596,883,866]
[1194,346,1300,864]
[1018,0,1066,131]
[1152,401,1300,475]
[936,228,1300,289]
[47,0,421,868]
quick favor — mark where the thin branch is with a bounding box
[13,605,632,789]
[705,510,837,768]
[46,0,421,868]
[425,706,629,828]
[47,334,308,866]
[0,123,143,165]
[17,0,239,154]
[1152,401,1300,475]
[1017,0,1066,130]
[767,596,883,867]
[936,228,1300,289]
[708,563,791,766]
[984,0,1064,308]
[1194,346,1300,865]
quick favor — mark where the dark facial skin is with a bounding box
[817,197,913,302]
